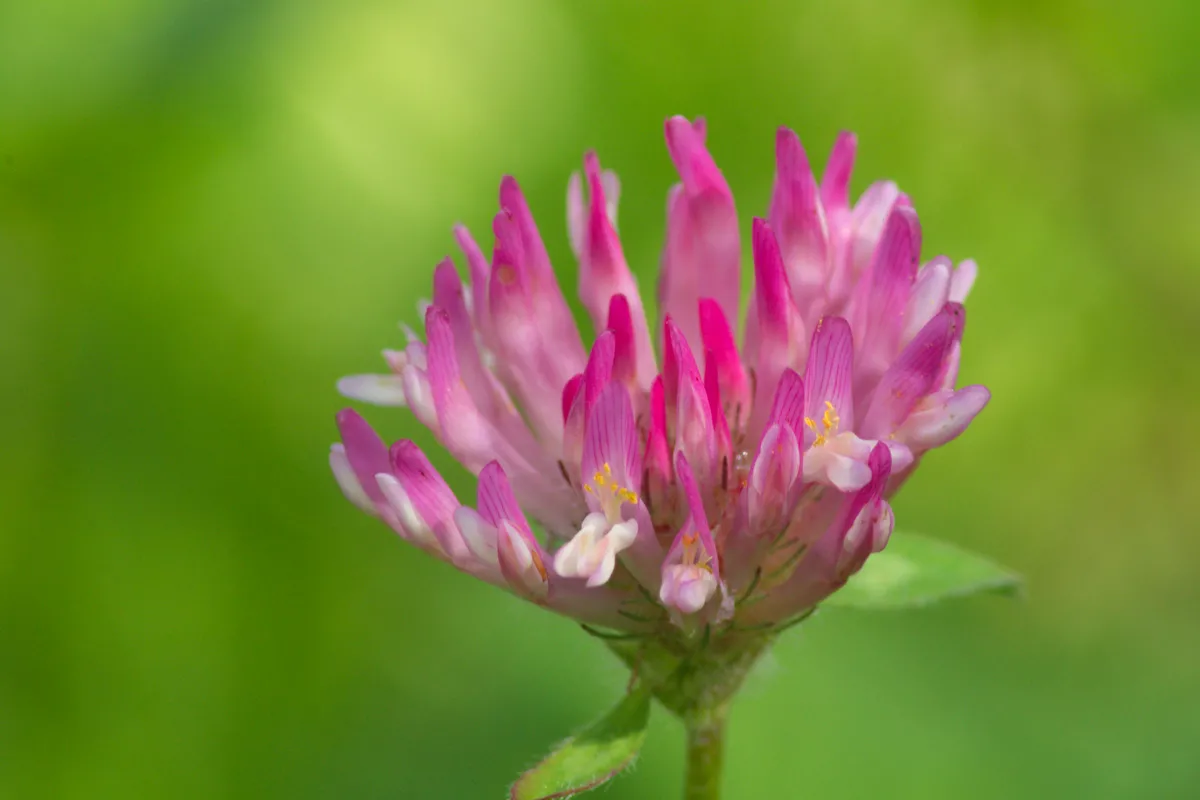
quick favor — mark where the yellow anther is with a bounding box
[822,401,839,432]
[805,401,841,448]
[583,463,638,518]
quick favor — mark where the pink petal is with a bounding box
[803,316,855,430]
[583,330,617,411]
[666,320,718,491]
[901,256,952,347]
[673,452,719,572]
[859,302,964,439]
[497,520,550,602]
[766,367,806,435]
[606,294,637,387]
[851,203,922,374]
[894,385,990,451]
[496,177,586,367]
[432,258,505,418]
[335,408,391,506]
[704,348,733,462]
[573,154,656,385]
[820,130,857,215]
[659,116,741,354]
[832,180,901,304]
[770,127,830,317]
[486,234,580,445]
[499,176,555,284]
[581,382,641,492]
[747,422,802,535]
[390,440,467,560]
[476,460,531,533]
[837,443,894,574]
[794,442,892,598]
[748,218,805,435]
[424,307,492,464]
[698,297,750,426]
[561,373,584,424]
[664,115,731,197]
[645,375,672,485]
[453,224,492,339]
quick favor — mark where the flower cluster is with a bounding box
[331,117,988,635]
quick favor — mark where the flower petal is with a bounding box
[767,367,806,435]
[803,316,855,430]
[336,374,408,407]
[820,130,857,216]
[659,115,740,354]
[859,303,964,439]
[949,258,978,304]
[329,443,376,514]
[770,127,830,317]
[335,408,391,507]
[581,382,641,493]
[851,202,922,381]
[389,440,468,561]
[698,297,750,428]
[453,224,492,339]
[893,385,991,451]
[901,256,952,347]
[747,218,805,435]
[666,319,718,493]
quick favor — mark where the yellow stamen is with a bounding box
[804,401,841,448]
[583,462,639,519]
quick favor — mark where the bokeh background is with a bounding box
[4,0,1200,797]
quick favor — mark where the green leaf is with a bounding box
[510,687,651,800]
[826,531,1022,609]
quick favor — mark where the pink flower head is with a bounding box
[333,119,989,636]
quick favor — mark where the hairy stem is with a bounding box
[683,705,728,800]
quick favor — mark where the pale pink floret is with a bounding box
[332,119,989,634]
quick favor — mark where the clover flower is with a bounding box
[332,118,988,643]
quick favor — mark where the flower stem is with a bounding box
[683,705,727,800]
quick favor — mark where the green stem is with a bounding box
[683,705,728,800]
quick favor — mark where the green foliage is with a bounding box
[511,688,651,800]
[827,532,1022,610]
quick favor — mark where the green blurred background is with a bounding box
[3,0,1199,797]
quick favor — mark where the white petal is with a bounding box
[401,366,439,433]
[454,507,498,565]
[329,444,376,514]
[803,446,871,492]
[607,519,639,552]
[842,502,874,554]
[949,259,977,303]
[376,473,438,551]
[884,440,914,473]
[586,546,618,587]
[601,169,621,228]
[567,171,585,259]
[500,521,533,570]
[337,374,408,407]
[872,502,895,553]
[553,534,585,578]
